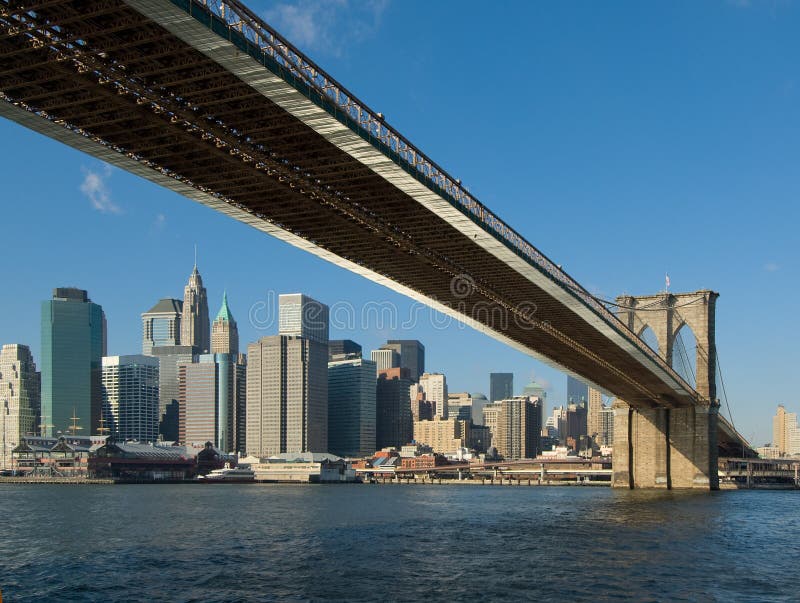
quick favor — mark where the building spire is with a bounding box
[193,244,198,271]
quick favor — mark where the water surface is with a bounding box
[0,484,797,602]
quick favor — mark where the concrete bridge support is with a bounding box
[612,401,720,489]
[612,290,720,490]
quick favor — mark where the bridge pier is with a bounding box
[612,401,719,490]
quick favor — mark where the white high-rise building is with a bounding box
[279,293,329,345]
[419,372,448,419]
[101,355,159,442]
[0,344,40,469]
[370,348,399,373]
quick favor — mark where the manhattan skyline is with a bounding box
[1,0,798,446]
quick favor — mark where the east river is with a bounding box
[0,484,797,602]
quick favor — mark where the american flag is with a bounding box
[665,273,671,291]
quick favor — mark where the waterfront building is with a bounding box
[246,335,328,457]
[179,353,245,451]
[279,293,329,345]
[370,348,399,373]
[40,288,106,437]
[382,340,425,381]
[493,396,542,460]
[567,376,588,405]
[11,435,96,477]
[413,416,469,454]
[0,344,40,469]
[101,355,159,442]
[328,356,377,458]
[181,263,210,354]
[90,441,196,480]
[211,292,239,355]
[447,392,473,422]
[418,372,448,418]
[489,373,513,403]
[376,367,413,449]
[150,345,196,441]
[141,298,182,356]
[587,386,603,439]
[329,340,362,360]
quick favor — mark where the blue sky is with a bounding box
[1,0,797,445]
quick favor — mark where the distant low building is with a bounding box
[242,452,355,482]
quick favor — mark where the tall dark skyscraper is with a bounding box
[567,375,588,403]
[490,372,514,402]
[383,340,425,382]
[328,339,362,360]
[181,262,210,354]
[376,367,413,449]
[41,288,106,436]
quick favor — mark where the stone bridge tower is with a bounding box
[612,290,720,490]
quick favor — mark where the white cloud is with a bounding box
[80,164,120,214]
[265,0,389,56]
[764,262,779,272]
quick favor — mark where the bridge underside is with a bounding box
[0,1,753,477]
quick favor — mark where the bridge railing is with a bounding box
[172,0,698,399]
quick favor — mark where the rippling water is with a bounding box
[0,484,798,602]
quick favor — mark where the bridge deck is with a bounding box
[1,0,710,410]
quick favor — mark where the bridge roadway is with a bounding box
[0,1,751,461]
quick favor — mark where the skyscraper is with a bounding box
[150,344,195,441]
[494,396,542,460]
[328,356,377,458]
[211,292,239,355]
[376,367,413,449]
[41,288,106,436]
[141,298,182,356]
[101,355,159,442]
[279,293,329,344]
[370,348,399,372]
[329,340,362,360]
[447,392,473,422]
[383,340,425,381]
[0,344,40,469]
[773,405,800,456]
[566,402,588,450]
[179,353,246,451]
[489,373,514,403]
[246,335,328,457]
[247,294,329,456]
[567,375,589,404]
[586,386,603,439]
[419,372,448,419]
[181,263,210,354]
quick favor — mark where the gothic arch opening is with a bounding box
[672,323,697,389]
[638,326,660,356]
